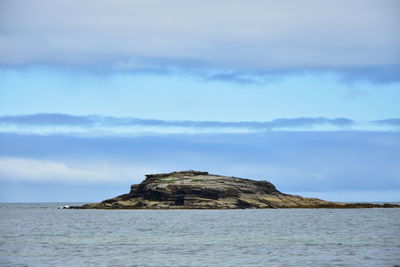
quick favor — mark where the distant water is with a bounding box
[1,203,400,267]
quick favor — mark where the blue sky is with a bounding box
[1,67,400,121]
[0,0,399,202]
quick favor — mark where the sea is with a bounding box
[1,203,399,267]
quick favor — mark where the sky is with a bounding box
[0,0,399,202]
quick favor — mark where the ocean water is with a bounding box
[0,203,399,267]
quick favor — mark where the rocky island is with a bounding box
[69,171,399,209]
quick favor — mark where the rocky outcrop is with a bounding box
[69,171,399,209]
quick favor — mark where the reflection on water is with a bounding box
[1,203,400,266]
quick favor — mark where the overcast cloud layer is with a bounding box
[1,0,399,82]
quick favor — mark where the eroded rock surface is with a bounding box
[70,171,399,209]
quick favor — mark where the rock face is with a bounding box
[70,171,399,209]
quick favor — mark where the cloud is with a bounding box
[264,117,354,128]
[374,118,400,127]
[0,157,156,183]
[205,72,262,85]
[0,113,359,135]
[337,65,400,84]
[3,113,400,135]
[1,0,399,82]
[5,113,400,136]
[0,157,103,182]
[0,113,91,125]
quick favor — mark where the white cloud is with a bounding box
[1,114,399,136]
[0,157,156,183]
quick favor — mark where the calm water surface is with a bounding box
[1,203,400,266]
